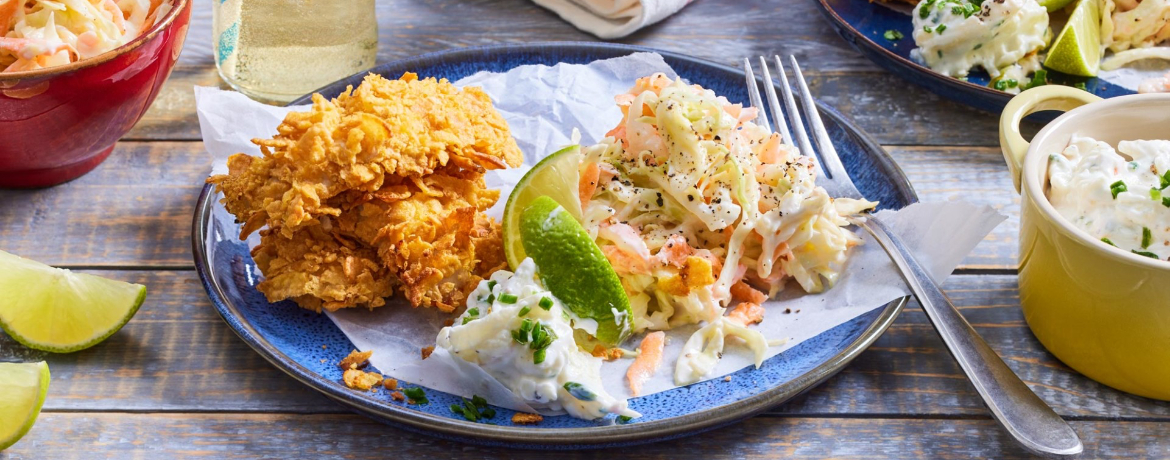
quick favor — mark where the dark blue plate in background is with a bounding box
[194,42,916,448]
[813,0,1135,113]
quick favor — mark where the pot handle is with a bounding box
[999,86,1102,194]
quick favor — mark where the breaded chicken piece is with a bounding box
[335,171,508,311]
[249,224,395,312]
[210,72,522,239]
[209,72,520,313]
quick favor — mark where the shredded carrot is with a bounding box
[626,332,665,397]
[727,302,765,326]
[731,281,767,304]
[579,161,600,208]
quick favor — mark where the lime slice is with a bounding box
[0,251,145,353]
[1037,0,1076,12]
[520,196,632,345]
[1043,0,1102,77]
[502,145,583,269]
[0,361,50,451]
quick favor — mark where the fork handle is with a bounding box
[858,217,1083,458]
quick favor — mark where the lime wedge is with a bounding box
[1043,0,1102,77]
[520,196,632,345]
[0,251,145,353]
[0,362,50,451]
[502,145,583,269]
[1037,0,1076,12]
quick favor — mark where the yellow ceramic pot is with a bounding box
[1000,86,1170,401]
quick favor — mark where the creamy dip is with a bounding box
[435,258,639,420]
[1047,135,1170,261]
[911,0,1048,85]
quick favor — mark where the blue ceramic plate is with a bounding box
[194,42,916,448]
[813,0,1135,113]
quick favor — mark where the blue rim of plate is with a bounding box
[812,0,1134,114]
[194,42,917,448]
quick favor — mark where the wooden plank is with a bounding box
[6,413,1169,458]
[180,0,878,72]
[4,271,1168,420]
[128,65,1024,146]
[0,142,1021,268]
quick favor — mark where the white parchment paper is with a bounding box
[196,52,1004,415]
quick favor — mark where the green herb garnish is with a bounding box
[403,387,428,405]
[499,293,518,304]
[538,296,554,310]
[1101,237,1116,247]
[1142,227,1153,249]
[617,415,634,424]
[1110,180,1127,199]
[1151,188,1162,201]
[936,24,947,33]
[883,29,904,41]
[518,306,531,317]
[563,382,597,401]
[450,395,495,422]
[1163,196,1170,208]
[1160,170,1170,189]
[1132,250,1160,260]
[1025,69,1047,89]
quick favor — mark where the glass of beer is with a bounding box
[212,0,378,104]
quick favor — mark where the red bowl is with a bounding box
[0,0,191,188]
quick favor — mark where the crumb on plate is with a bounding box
[390,391,405,402]
[591,344,623,361]
[421,346,434,360]
[343,369,383,391]
[512,412,543,425]
[383,378,398,391]
[339,349,373,370]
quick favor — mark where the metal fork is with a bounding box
[745,56,1083,458]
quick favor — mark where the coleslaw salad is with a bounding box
[578,74,875,384]
[0,0,173,73]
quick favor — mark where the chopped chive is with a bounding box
[1161,170,1170,189]
[462,316,474,325]
[1101,237,1116,247]
[617,415,634,424]
[538,296,554,310]
[1151,188,1162,201]
[919,5,930,18]
[487,280,497,290]
[563,382,597,401]
[520,318,534,332]
[936,24,947,33]
[472,395,488,407]
[466,308,479,317]
[1132,250,1160,259]
[481,407,496,419]
[883,29,903,41]
[1110,180,1127,199]
[518,306,531,317]
[1143,227,1153,249]
[485,294,495,304]
[924,25,933,33]
[499,293,518,304]
[533,348,547,364]
[1025,69,1047,89]
[1163,196,1170,208]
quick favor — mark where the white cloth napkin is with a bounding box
[533,0,692,39]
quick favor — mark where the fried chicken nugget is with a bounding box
[249,223,395,312]
[210,73,523,239]
[209,72,521,313]
[335,172,508,311]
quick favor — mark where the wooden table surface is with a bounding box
[3,0,1169,458]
